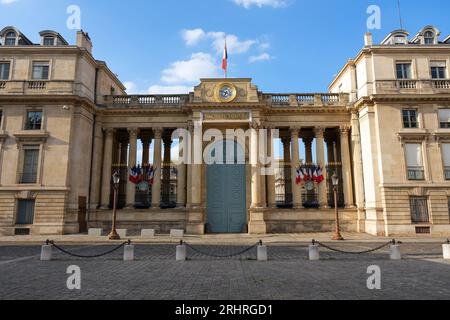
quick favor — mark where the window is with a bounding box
[5,32,16,46]
[431,61,446,79]
[402,109,418,128]
[25,111,42,130]
[405,143,425,180]
[410,197,430,223]
[16,200,35,225]
[20,148,39,184]
[396,62,412,79]
[31,61,49,80]
[424,31,435,44]
[438,109,450,128]
[43,36,54,46]
[394,36,407,45]
[0,62,10,80]
[442,144,450,180]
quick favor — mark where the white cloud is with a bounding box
[232,0,289,9]
[123,81,138,93]
[181,28,206,46]
[1,0,19,4]
[161,52,219,84]
[249,53,271,63]
[148,85,193,94]
[181,29,258,55]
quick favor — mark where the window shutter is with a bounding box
[442,144,450,167]
[439,109,450,123]
[405,143,423,167]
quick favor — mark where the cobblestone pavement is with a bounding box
[0,243,449,300]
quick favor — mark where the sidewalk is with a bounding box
[0,232,448,245]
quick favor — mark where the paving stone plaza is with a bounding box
[1,234,449,300]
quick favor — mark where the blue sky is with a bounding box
[1,0,449,95]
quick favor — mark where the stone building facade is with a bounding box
[0,25,449,236]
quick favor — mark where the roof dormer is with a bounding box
[411,25,441,44]
[381,30,409,45]
[0,26,33,46]
[39,30,68,46]
[444,35,450,44]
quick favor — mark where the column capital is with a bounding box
[152,127,163,139]
[314,127,326,139]
[290,127,301,136]
[339,125,351,136]
[251,120,261,130]
[127,128,140,137]
[104,128,115,136]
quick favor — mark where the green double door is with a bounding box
[206,141,247,233]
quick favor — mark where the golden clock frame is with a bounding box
[214,82,238,103]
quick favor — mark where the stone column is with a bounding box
[125,128,139,209]
[141,137,151,166]
[351,111,366,231]
[249,121,266,234]
[151,128,163,209]
[290,127,302,208]
[250,123,261,208]
[282,136,292,202]
[186,123,193,208]
[176,138,187,208]
[191,121,202,208]
[162,136,173,205]
[315,127,328,208]
[340,126,355,208]
[100,129,114,209]
[118,136,129,207]
[266,127,276,208]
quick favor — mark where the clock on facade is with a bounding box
[215,83,237,103]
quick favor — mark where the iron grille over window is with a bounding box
[25,111,42,130]
[410,197,430,223]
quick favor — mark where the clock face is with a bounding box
[215,83,237,102]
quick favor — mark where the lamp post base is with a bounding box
[332,233,344,241]
[108,230,121,240]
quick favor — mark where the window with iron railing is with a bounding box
[408,167,425,180]
[442,143,450,180]
[410,197,430,224]
[16,200,35,225]
[405,143,425,181]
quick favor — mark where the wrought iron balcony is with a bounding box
[408,167,425,181]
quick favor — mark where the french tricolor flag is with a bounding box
[222,39,228,77]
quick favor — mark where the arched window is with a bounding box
[424,31,435,44]
[43,36,55,46]
[5,31,16,46]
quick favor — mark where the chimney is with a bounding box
[76,30,93,53]
[364,32,373,46]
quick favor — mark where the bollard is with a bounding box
[257,241,268,261]
[176,241,186,261]
[443,239,450,260]
[40,240,52,261]
[123,241,134,261]
[390,240,402,260]
[309,241,320,261]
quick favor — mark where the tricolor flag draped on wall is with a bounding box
[222,38,228,77]
[129,165,143,185]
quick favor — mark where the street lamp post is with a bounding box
[108,171,121,240]
[332,172,344,241]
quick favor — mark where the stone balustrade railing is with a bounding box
[375,79,450,93]
[108,94,188,108]
[0,80,75,95]
[264,93,349,107]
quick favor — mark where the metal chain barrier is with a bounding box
[47,240,130,259]
[312,239,400,255]
[182,240,261,258]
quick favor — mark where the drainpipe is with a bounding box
[87,67,99,223]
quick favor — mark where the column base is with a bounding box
[99,205,110,210]
[186,207,205,235]
[124,205,135,210]
[186,223,205,235]
[248,208,267,234]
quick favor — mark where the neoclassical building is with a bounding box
[0,25,449,236]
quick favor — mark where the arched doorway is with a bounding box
[206,140,246,233]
